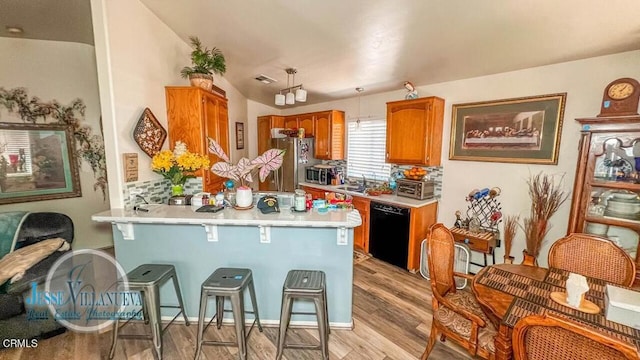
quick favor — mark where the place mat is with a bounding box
[544,267,607,304]
[503,297,640,351]
[478,266,640,352]
[476,266,562,305]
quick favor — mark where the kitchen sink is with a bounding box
[335,185,366,193]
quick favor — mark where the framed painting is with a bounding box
[449,93,567,164]
[0,123,81,204]
[236,122,245,150]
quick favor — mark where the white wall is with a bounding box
[0,37,112,249]
[91,0,250,208]
[289,50,640,267]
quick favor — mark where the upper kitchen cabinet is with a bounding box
[386,97,445,165]
[166,86,229,193]
[315,110,345,160]
[257,115,284,155]
[284,114,315,137]
[257,115,284,191]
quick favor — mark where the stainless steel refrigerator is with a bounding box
[267,137,319,192]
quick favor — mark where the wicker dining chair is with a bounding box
[548,233,636,286]
[421,223,496,360]
[512,314,640,360]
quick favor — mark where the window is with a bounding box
[346,118,390,181]
[0,130,33,176]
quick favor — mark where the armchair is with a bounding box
[548,233,636,286]
[0,212,74,346]
[421,223,496,359]
[512,314,640,360]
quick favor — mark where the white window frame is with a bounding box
[346,117,391,182]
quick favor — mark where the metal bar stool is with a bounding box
[276,269,330,360]
[109,264,189,360]
[194,268,262,360]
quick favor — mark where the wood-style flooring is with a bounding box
[0,256,471,360]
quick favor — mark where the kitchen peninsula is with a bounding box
[92,205,361,328]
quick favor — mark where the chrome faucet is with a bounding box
[361,175,367,188]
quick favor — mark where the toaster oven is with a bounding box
[396,179,435,200]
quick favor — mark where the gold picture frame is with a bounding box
[449,93,567,164]
[0,122,81,204]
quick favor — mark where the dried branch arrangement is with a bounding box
[503,214,519,260]
[520,172,570,258]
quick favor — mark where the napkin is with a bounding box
[566,273,589,307]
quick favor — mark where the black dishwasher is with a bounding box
[369,202,411,269]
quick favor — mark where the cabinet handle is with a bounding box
[386,153,389,158]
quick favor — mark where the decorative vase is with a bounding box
[521,249,539,267]
[171,184,184,197]
[235,187,253,208]
[189,73,213,92]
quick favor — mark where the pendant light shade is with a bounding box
[274,68,308,106]
[285,92,295,105]
[295,87,307,102]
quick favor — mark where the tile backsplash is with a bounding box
[320,160,443,197]
[122,177,202,209]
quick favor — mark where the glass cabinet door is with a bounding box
[584,134,640,261]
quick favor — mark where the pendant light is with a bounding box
[355,87,364,130]
[274,68,308,106]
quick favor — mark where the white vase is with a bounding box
[235,187,253,208]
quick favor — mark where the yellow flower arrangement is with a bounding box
[151,141,209,187]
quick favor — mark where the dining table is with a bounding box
[471,263,640,360]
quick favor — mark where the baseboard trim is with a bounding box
[160,316,353,329]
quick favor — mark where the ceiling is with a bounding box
[0,0,93,45]
[3,1,640,108]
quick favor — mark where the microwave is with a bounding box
[305,166,333,185]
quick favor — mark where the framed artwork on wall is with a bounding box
[449,93,567,164]
[236,122,245,150]
[0,122,81,204]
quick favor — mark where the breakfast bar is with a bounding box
[91,205,362,328]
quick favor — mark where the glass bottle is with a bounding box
[468,213,481,233]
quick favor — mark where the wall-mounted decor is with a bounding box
[449,93,567,164]
[236,122,245,150]
[0,122,81,204]
[0,87,108,200]
[122,153,138,182]
[133,108,167,157]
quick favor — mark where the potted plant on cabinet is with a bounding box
[208,138,285,208]
[180,36,226,92]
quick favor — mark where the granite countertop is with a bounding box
[299,182,438,208]
[92,204,362,228]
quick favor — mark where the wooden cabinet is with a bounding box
[408,202,438,271]
[257,110,345,162]
[301,186,327,200]
[314,110,345,160]
[568,115,640,284]
[352,196,370,252]
[257,115,285,191]
[284,114,315,137]
[386,97,444,165]
[257,115,284,155]
[301,185,437,271]
[166,86,229,193]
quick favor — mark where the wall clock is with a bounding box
[598,77,640,117]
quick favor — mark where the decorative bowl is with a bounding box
[404,174,425,181]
